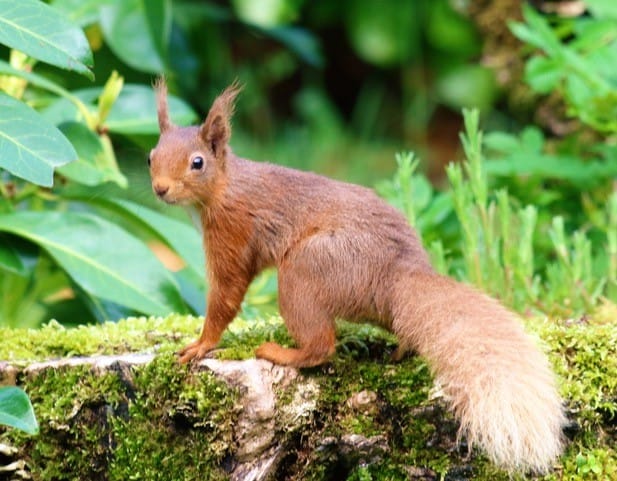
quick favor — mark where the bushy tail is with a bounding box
[392,271,565,473]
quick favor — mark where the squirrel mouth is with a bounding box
[160,195,177,205]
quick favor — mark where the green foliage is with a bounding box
[0,0,495,328]
[1,0,614,331]
[0,386,39,435]
[484,126,617,188]
[0,211,186,315]
[510,4,617,132]
[379,109,616,317]
[0,0,93,79]
[0,1,204,326]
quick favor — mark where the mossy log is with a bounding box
[0,313,616,480]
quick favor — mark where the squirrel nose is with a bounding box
[153,183,169,197]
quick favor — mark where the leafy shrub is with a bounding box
[510,3,617,133]
[0,0,202,326]
[379,109,617,317]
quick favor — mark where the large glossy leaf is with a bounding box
[0,386,38,435]
[0,211,186,316]
[98,198,204,278]
[51,0,111,27]
[42,85,197,135]
[0,59,92,122]
[0,92,77,187]
[0,0,93,79]
[100,0,171,73]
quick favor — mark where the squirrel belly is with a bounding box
[148,79,566,474]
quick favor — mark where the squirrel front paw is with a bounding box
[177,340,217,364]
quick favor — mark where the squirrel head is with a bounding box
[148,77,242,205]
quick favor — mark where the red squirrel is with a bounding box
[148,79,565,474]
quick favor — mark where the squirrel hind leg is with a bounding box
[262,252,338,368]
[256,294,337,368]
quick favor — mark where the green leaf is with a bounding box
[0,59,94,124]
[525,56,562,93]
[565,73,594,109]
[0,59,73,99]
[0,234,29,275]
[42,85,197,134]
[0,92,77,187]
[0,211,186,316]
[232,0,299,27]
[508,21,544,50]
[0,386,39,435]
[426,0,480,57]
[99,0,170,73]
[486,152,617,187]
[572,19,617,50]
[50,0,111,27]
[144,0,171,62]
[0,0,93,79]
[56,122,127,187]
[520,4,563,56]
[520,126,544,151]
[174,267,206,314]
[585,0,617,20]
[99,199,204,278]
[483,132,520,154]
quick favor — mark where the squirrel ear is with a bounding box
[154,76,173,133]
[200,81,242,158]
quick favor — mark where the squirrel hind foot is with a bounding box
[255,341,334,368]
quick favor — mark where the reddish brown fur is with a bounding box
[148,79,565,472]
[154,77,172,133]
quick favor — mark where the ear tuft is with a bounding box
[200,81,243,158]
[154,76,173,133]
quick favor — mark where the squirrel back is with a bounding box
[148,79,565,474]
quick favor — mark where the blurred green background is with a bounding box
[1,0,616,327]
[53,0,504,186]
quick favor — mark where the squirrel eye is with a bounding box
[191,156,204,170]
[147,155,151,167]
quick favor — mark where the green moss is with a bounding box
[216,315,293,360]
[526,310,617,481]
[291,311,617,481]
[109,354,237,481]
[1,353,238,480]
[1,307,616,480]
[0,314,293,364]
[0,315,203,362]
[4,366,127,479]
